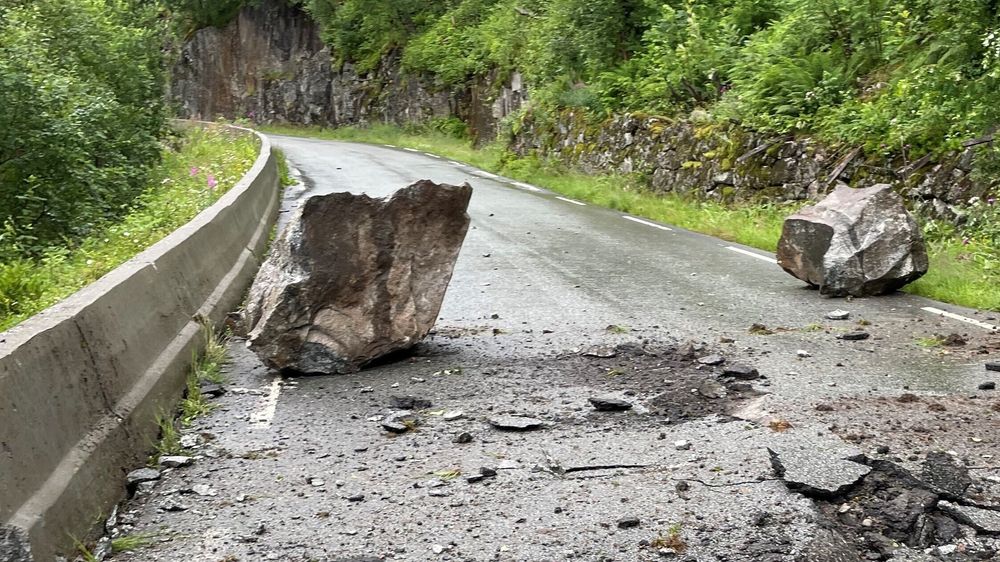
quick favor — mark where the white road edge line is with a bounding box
[448,161,464,166]
[384,144,397,148]
[473,171,500,179]
[403,147,421,153]
[555,196,586,206]
[921,306,999,331]
[725,245,778,264]
[423,153,442,159]
[622,215,673,231]
[250,376,284,429]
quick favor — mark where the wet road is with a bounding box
[104,135,1000,562]
[272,135,996,398]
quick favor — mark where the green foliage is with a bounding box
[0,126,260,331]
[292,0,1000,156]
[0,0,166,259]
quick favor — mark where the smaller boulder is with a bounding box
[777,184,928,297]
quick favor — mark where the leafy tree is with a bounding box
[0,0,166,258]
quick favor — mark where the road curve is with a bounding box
[272,134,994,398]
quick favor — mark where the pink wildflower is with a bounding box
[962,237,971,245]
[189,166,200,177]
[207,175,218,190]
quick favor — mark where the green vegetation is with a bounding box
[263,122,1000,311]
[111,532,158,553]
[154,320,230,460]
[268,0,1000,158]
[0,127,260,331]
[1,0,166,259]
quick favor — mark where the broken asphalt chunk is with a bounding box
[768,448,871,497]
[920,451,971,497]
[986,361,1000,372]
[488,415,545,431]
[937,501,1000,534]
[826,310,851,320]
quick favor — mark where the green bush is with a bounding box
[0,0,166,259]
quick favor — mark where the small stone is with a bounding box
[797,349,812,358]
[453,431,474,444]
[480,466,498,477]
[814,403,834,412]
[582,346,617,358]
[861,518,874,527]
[979,381,996,390]
[616,516,641,529]
[488,415,545,431]
[179,434,200,448]
[200,383,227,398]
[443,410,465,421]
[191,484,217,497]
[697,379,726,399]
[826,310,850,320]
[346,493,365,502]
[875,445,890,454]
[722,364,761,380]
[159,456,193,468]
[838,331,870,341]
[307,477,325,487]
[697,354,725,366]
[674,440,691,451]
[126,468,161,489]
[588,397,633,412]
[389,395,433,410]
[382,421,410,434]
[432,544,445,555]
[987,361,1000,372]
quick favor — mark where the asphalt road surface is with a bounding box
[105,136,1000,562]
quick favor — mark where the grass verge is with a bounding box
[153,320,229,461]
[261,123,999,312]
[0,126,261,332]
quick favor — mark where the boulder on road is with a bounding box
[776,184,928,297]
[244,180,472,374]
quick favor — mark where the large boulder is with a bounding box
[244,180,472,374]
[777,184,928,297]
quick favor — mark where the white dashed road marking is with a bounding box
[725,245,778,264]
[921,307,999,331]
[423,153,442,159]
[622,215,673,231]
[403,147,420,153]
[473,171,500,180]
[555,196,586,206]
[513,181,543,192]
[250,376,284,429]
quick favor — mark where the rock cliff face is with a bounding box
[510,112,991,216]
[170,0,524,139]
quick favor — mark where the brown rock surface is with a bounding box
[777,184,928,296]
[244,180,472,373]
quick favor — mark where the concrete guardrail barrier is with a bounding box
[0,123,280,561]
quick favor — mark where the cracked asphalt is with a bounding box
[104,136,1000,562]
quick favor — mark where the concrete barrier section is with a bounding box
[0,124,280,560]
